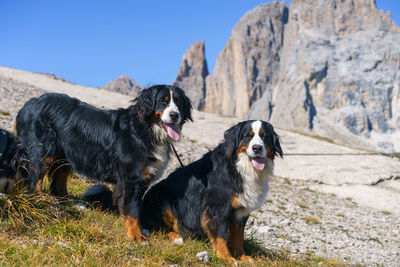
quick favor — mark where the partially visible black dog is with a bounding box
[84,120,282,263]
[16,85,192,242]
[0,129,29,193]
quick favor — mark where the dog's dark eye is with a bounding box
[259,129,265,138]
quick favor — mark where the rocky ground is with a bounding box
[0,66,399,266]
[170,139,400,266]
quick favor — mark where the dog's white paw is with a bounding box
[73,202,88,211]
[173,237,184,245]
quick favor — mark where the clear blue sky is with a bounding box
[1,1,399,88]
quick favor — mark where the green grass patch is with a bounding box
[369,237,382,245]
[0,177,342,266]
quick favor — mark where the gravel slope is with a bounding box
[0,66,399,266]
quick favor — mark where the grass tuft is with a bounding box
[297,202,309,209]
[0,109,10,116]
[303,216,320,224]
[0,188,80,233]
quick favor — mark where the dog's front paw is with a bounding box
[239,255,254,262]
[125,216,147,244]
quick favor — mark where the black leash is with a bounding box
[170,143,184,168]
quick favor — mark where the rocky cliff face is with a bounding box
[205,2,288,118]
[100,75,142,98]
[249,0,400,151]
[191,0,399,152]
[173,41,208,110]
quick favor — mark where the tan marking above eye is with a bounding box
[164,96,169,101]
[249,130,254,137]
[173,93,179,99]
[259,129,265,136]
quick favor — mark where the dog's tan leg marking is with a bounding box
[125,216,146,243]
[201,210,235,263]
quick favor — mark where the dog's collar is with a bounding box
[0,130,8,156]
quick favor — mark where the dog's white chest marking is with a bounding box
[148,124,171,182]
[149,142,170,181]
[235,152,274,219]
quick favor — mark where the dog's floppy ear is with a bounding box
[133,85,160,119]
[273,131,283,158]
[181,91,193,123]
[222,121,246,159]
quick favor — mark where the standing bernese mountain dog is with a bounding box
[140,120,282,263]
[15,84,192,242]
[0,129,29,193]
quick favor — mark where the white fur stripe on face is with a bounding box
[246,120,266,157]
[161,90,181,124]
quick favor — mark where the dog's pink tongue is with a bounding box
[251,157,265,170]
[165,123,180,141]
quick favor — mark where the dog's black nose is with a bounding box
[252,144,263,154]
[169,111,179,122]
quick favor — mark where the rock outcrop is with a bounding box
[100,75,142,98]
[197,0,400,152]
[205,2,288,118]
[249,0,400,151]
[173,41,208,109]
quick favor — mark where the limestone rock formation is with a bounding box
[100,75,142,98]
[205,2,289,118]
[174,41,208,109]
[249,0,400,151]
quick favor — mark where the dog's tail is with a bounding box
[82,185,115,211]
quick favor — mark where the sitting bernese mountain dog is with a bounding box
[84,120,282,262]
[141,120,282,263]
[0,129,29,193]
[15,84,192,242]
